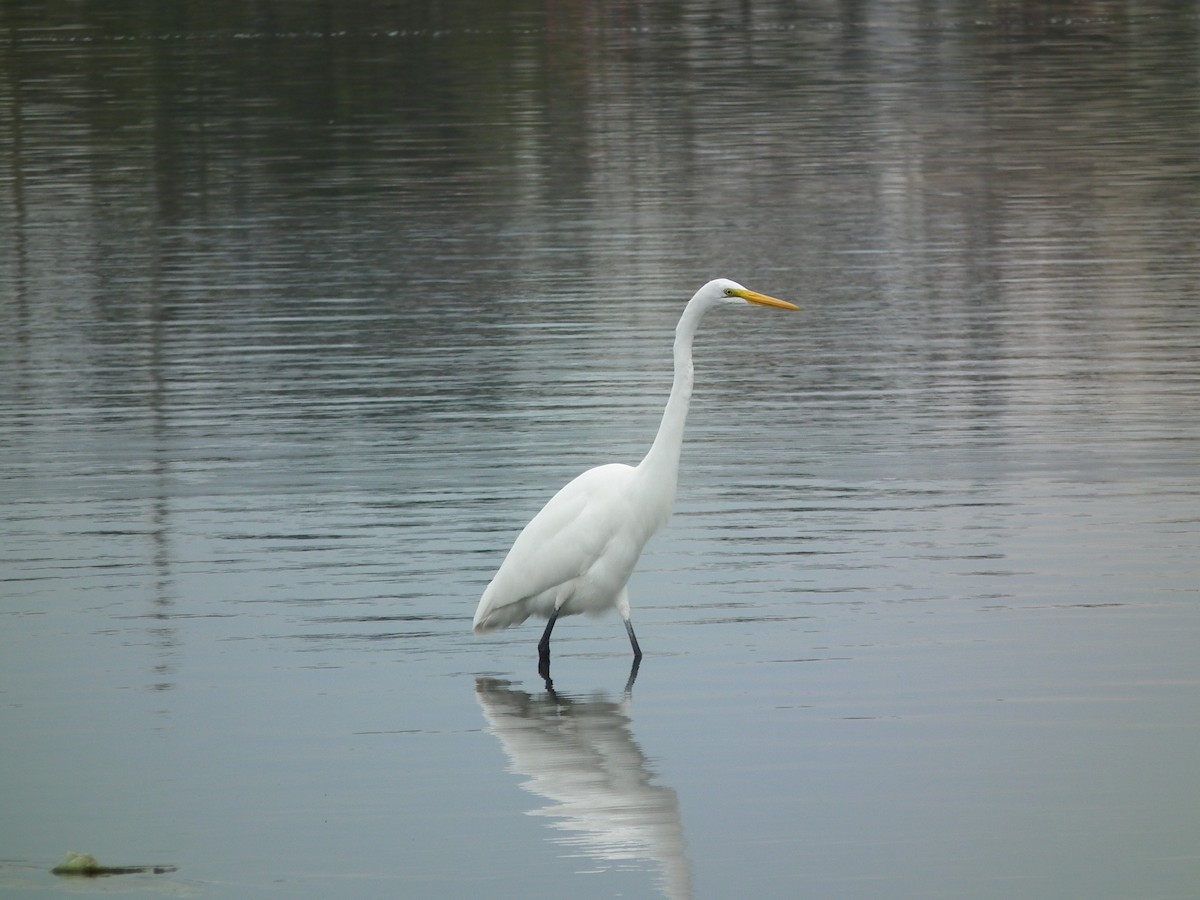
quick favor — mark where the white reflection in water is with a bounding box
[475,678,691,900]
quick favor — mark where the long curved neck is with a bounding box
[637,297,707,483]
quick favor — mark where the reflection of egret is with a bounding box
[475,678,692,900]
[473,279,798,673]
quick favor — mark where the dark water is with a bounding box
[2,3,1199,897]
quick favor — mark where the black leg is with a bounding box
[623,654,641,694]
[624,617,643,661]
[536,608,559,682]
[537,608,559,657]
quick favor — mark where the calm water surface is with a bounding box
[2,3,1199,898]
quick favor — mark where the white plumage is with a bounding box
[472,278,798,665]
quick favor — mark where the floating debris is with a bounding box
[51,852,177,877]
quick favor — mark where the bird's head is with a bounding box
[697,278,800,312]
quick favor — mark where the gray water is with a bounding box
[2,3,1199,898]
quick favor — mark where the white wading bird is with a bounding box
[472,278,799,673]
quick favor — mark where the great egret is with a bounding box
[473,278,799,671]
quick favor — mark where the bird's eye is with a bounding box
[723,288,734,296]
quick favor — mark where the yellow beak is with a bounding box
[732,288,800,311]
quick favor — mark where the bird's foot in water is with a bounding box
[538,647,641,695]
[623,655,641,694]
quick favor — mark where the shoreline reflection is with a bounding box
[475,677,692,900]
